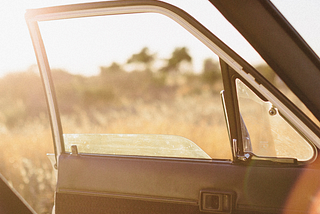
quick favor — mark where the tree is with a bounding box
[201,58,221,84]
[100,62,123,76]
[127,47,155,72]
[161,47,192,73]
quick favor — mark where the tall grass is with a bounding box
[0,116,55,213]
[61,93,231,159]
[0,68,231,213]
[0,63,316,213]
[0,95,230,213]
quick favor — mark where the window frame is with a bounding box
[26,0,320,166]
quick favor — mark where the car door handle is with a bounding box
[199,190,234,213]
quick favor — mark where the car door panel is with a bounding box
[55,153,320,213]
[0,173,35,214]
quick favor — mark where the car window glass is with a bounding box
[39,13,231,160]
[236,79,314,161]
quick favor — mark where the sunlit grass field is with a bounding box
[0,96,230,213]
[0,63,318,213]
[0,117,55,213]
[0,68,231,213]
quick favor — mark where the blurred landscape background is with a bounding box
[0,0,318,213]
[0,46,299,213]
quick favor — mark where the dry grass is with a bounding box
[0,91,231,213]
[61,92,231,159]
[0,66,317,213]
[0,116,55,213]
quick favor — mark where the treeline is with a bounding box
[0,47,275,129]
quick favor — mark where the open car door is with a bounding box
[25,1,320,213]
